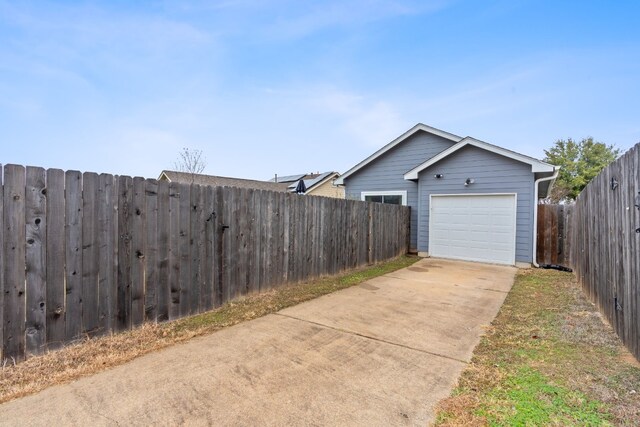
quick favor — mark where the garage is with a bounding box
[429,194,517,265]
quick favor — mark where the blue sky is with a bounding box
[1,1,639,179]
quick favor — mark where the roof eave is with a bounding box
[403,138,555,180]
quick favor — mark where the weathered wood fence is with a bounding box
[569,143,640,360]
[0,164,411,362]
[536,203,572,267]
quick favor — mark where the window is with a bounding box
[361,191,407,205]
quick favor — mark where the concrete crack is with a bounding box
[274,312,469,365]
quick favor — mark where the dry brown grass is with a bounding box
[0,255,419,404]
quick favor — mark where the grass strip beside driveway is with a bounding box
[435,268,640,426]
[0,255,418,405]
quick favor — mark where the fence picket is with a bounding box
[168,182,181,320]
[25,167,47,355]
[131,177,146,327]
[116,175,133,332]
[81,172,99,336]
[45,169,65,349]
[145,179,159,322]
[64,171,83,341]
[97,174,116,335]
[3,165,26,360]
[0,165,3,360]
[156,180,170,321]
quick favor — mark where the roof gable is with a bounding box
[403,136,555,180]
[334,123,462,185]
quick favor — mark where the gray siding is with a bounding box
[417,145,534,263]
[343,131,456,250]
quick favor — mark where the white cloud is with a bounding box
[307,88,408,147]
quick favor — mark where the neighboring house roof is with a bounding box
[268,173,309,183]
[285,171,340,193]
[334,123,463,185]
[404,136,555,180]
[159,170,290,192]
[267,171,341,194]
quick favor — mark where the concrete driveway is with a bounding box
[0,258,516,426]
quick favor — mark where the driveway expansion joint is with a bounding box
[274,312,469,365]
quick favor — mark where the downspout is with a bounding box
[532,166,559,267]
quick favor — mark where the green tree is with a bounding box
[543,138,619,202]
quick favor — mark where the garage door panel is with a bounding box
[429,194,516,265]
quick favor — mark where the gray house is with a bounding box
[334,123,558,267]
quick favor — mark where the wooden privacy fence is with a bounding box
[0,164,411,362]
[569,143,640,360]
[536,203,572,267]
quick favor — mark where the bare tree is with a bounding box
[174,147,207,182]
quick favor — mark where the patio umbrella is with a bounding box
[295,179,307,194]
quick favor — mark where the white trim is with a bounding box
[404,137,555,180]
[334,123,462,185]
[158,171,171,182]
[428,193,517,266]
[361,190,408,206]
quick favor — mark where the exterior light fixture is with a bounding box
[464,178,475,186]
[434,174,444,179]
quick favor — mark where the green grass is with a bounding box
[435,268,640,426]
[481,366,609,426]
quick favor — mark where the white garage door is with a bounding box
[429,194,516,265]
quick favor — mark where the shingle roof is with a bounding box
[268,173,307,183]
[159,170,290,192]
[285,171,338,192]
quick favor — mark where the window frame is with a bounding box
[360,190,408,206]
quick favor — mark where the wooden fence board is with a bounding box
[253,190,264,293]
[116,175,133,331]
[45,169,65,349]
[81,172,99,337]
[156,180,170,321]
[3,166,26,360]
[25,167,47,355]
[168,182,181,319]
[214,186,225,307]
[189,184,202,312]
[64,171,83,341]
[202,185,215,311]
[97,174,116,335]
[0,164,3,360]
[131,177,146,327]
[178,183,191,316]
[145,179,159,322]
[276,193,284,285]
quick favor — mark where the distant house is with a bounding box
[158,170,290,192]
[269,171,345,198]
